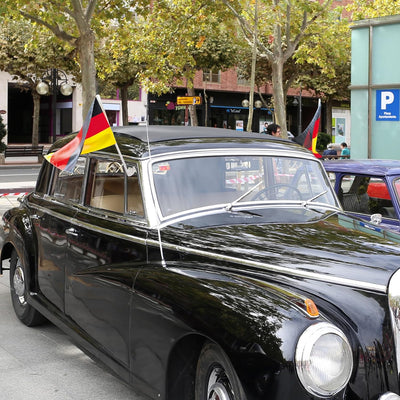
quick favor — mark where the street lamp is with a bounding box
[36,68,73,143]
[292,89,302,135]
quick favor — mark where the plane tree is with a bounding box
[220,0,333,138]
[0,18,76,146]
[131,0,241,126]
[348,0,400,19]
[97,0,241,126]
[294,6,351,135]
[0,0,148,117]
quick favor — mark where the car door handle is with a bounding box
[65,227,79,237]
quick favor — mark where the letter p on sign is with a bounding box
[381,91,395,109]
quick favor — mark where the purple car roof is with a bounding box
[323,159,400,177]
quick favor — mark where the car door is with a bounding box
[336,173,400,232]
[64,157,148,371]
[29,157,86,312]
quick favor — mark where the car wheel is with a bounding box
[9,249,45,326]
[195,342,246,400]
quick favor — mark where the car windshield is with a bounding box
[152,154,338,217]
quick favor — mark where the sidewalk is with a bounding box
[0,194,22,215]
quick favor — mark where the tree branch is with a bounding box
[220,0,273,60]
[19,10,76,44]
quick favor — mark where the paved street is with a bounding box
[0,189,148,399]
[0,163,40,193]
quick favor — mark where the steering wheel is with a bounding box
[252,184,302,201]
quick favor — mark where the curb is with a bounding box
[0,164,41,169]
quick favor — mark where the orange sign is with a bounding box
[177,96,202,105]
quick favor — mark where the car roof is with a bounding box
[323,159,400,177]
[50,125,310,159]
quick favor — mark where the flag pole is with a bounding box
[94,95,133,177]
[114,141,134,176]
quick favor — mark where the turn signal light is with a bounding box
[304,298,319,317]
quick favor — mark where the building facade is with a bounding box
[351,15,400,159]
[0,71,147,145]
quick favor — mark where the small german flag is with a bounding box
[45,95,116,171]
[294,99,322,159]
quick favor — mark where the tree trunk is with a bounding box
[246,0,258,133]
[120,85,129,126]
[77,30,97,118]
[271,59,287,138]
[31,90,40,147]
[187,86,198,126]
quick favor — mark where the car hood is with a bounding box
[162,210,400,291]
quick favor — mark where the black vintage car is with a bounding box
[2,126,400,400]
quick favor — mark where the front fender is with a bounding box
[0,206,37,288]
[131,263,324,399]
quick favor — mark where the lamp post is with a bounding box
[36,68,73,143]
[292,89,302,136]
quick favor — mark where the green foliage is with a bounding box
[0,18,76,85]
[220,0,335,133]
[98,80,140,100]
[317,131,331,152]
[295,8,351,101]
[348,0,400,20]
[0,115,7,153]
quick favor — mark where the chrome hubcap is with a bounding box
[207,367,233,400]
[13,264,26,305]
[208,382,230,400]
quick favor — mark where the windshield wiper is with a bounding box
[225,180,263,211]
[302,190,328,206]
[301,190,341,213]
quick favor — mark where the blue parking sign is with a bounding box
[376,89,400,121]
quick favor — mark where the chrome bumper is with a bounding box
[379,393,400,400]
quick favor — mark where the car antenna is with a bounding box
[145,106,166,268]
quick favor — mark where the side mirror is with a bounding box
[370,213,382,225]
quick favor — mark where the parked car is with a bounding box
[324,159,400,233]
[2,126,400,400]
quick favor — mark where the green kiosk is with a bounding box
[351,15,400,160]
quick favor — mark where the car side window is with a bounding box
[340,175,396,218]
[49,157,87,203]
[127,169,145,217]
[87,159,144,217]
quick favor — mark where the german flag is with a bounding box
[294,99,322,159]
[45,95,116,171]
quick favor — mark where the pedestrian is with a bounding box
[266,123,281,137]
[323,143,338,159]
[262,122,269,134]
[340,142,350,159]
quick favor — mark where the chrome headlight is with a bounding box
[295,322,353,397]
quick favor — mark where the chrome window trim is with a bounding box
[144,148,330,224]
[30,202,149,244]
